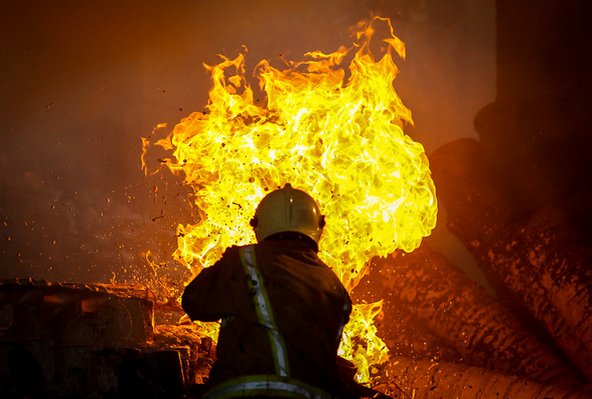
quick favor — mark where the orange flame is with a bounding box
[144,16,437,384]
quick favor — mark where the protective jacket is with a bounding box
[182,235,352,398]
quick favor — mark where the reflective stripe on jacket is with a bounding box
[238,246,290,377]
[182,237,352,397]
[202,374,335,399]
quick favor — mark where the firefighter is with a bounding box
[182,183,353,398]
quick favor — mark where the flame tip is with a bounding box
[144,15,437,385]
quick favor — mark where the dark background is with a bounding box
[0,0,495,287]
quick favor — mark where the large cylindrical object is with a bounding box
[378,356,592,399]
[430,138,592,382]
[363,242,583,386]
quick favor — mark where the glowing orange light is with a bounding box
[143,16,437,383]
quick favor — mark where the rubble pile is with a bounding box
[0,278,211,398]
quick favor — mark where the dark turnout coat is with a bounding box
[182,236,352,398]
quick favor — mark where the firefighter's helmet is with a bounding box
[251,183,325,243]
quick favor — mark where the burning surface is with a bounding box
[143,17,437,382]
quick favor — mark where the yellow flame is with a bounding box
[339,300,389,384]
[144,16,437,383]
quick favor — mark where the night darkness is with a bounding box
[0,0,494,285]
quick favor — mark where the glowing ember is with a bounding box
[143,16,437,383]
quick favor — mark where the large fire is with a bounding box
[142,17,437,383]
